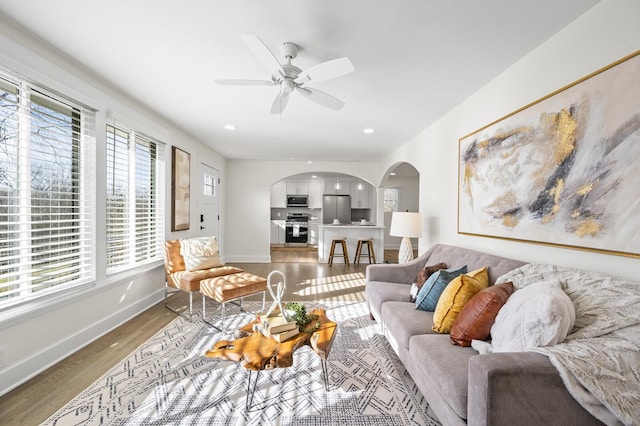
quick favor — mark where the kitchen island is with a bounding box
[318,224,385,264]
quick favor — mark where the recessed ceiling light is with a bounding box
[311,175,317,179]
[224,124,236,130]
[307,160,313,164]
[363,128,375,134]
[390,172,397,176]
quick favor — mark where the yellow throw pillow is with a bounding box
[466,266,489,287]
[432,267,489,333]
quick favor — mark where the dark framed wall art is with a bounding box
[171,146,190,231]
[458,50,640,258]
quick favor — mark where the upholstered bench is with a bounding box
[163,238,266,329]
[200,271,267,331]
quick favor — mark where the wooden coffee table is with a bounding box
[205,307,337,408]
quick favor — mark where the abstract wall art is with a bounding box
[458,50,640,258]
[171,146,190,231]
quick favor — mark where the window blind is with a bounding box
[106,124,164,274]
[0,74,96,309]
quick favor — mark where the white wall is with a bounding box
[0,16,224,395]
[379,0,640,281]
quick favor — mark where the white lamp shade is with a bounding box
[389,212,423,238]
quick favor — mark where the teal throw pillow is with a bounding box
[415,265,468,311]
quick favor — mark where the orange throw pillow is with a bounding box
[450,282,515,346]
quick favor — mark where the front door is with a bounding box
[200,163,220,239]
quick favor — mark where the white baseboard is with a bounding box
[0,289,164,397]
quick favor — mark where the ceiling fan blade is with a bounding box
[270,91,290,114]
[240,34,285,75]
[294,57,354,84]
[295,86,345,110]
[215,79,275,86]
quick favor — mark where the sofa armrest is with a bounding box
[468,352,602,426]
[365,245,437,284]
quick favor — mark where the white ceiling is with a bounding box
[0,1,599,162]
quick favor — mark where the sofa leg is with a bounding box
[369,312,375,321]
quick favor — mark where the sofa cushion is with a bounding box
[380,301,437,350]
[180,236,224,271]
[366,281,412,320]
[415,265,468,311]
[490,279,575,352]
[432,267,489,333]
[410,334,476,419]
[450,281,514,346]
[409,262,447,302]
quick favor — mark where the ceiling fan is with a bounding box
[215,34,355,114]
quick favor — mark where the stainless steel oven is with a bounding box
[285,213,309,246]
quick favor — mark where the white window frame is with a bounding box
[105,122,164,275]
[0,69,96,313]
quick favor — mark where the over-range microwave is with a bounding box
[287,195,308,207]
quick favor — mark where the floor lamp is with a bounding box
[390,212,422,264]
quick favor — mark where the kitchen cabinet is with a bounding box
[286,181,309,195]
[350,181,370,208]
[308,181,323,208]
[307,221,319,246]
[323,180,350,195]
[270,220,286,245]
[270,181,287,208]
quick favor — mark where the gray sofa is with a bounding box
[365,244,602,426]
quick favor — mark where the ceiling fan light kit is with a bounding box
[215,34,354,114]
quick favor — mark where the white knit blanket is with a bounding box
[497,263,640,426]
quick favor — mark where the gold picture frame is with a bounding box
[458,50,640,258]
[171,146,190,231]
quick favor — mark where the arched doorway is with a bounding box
[380,163,420,261]
[269,171,377,262]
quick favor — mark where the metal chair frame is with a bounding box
[164,281,196,322]
[202,290,266,332]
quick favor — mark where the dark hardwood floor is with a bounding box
[0,248,400,425]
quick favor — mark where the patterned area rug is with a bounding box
[42,302,441,425]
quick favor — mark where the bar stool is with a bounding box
[328,237,349,266]
[354,237,376,265]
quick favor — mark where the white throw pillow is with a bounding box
[490,279,575,352]
[180,236,224,271]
